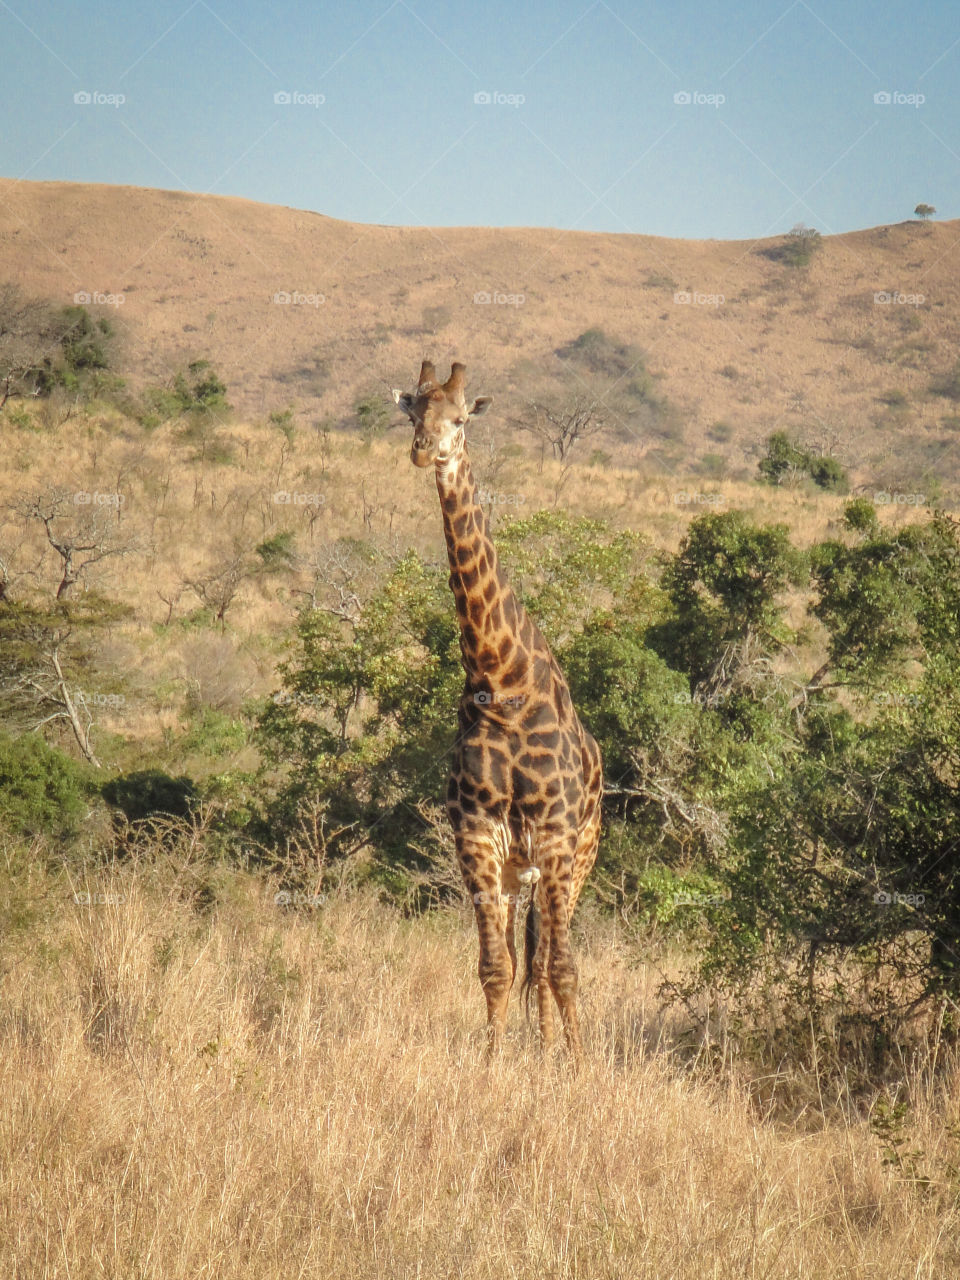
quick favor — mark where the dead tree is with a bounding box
[0,284,55,408]
[510,396,606,465]
[19,642,102,767]
[291,540,372,618]
[182,545,256,628]
[21,489,132,599]
[0,517,44,602]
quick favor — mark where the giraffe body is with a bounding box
[394,361,603,1063]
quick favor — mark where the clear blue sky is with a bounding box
[2,0,957,238]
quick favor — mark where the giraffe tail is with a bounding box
[520,888,540,1020]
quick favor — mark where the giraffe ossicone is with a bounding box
[394,359,604,1065]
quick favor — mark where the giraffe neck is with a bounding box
[435,447,537,694]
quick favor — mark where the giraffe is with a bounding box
[393,360,603,1064]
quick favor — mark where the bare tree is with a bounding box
[510,396,606,465]
[0,284,55,408]
[0,515,44,602]
[19,642,102,766]
[292,540,374,618]
[156,584,184,626]
[182,544,256,628]
[21,489,132,599]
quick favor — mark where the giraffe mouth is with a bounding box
[410,441,436,467]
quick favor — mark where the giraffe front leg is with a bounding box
[456,833,513,1055]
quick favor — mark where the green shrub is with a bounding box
[269,407,295,440]
[758,431,847,492]
[137,361,232,427]
[763,224,823,268]
[355,394,391,439]
[0,732,90,837]
[256,531,297,571]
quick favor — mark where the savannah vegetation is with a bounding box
[2,296,960,1276]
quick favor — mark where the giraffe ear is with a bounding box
[393,389,416,414]
[469,396,492,418]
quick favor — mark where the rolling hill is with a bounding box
[3,178,960,488]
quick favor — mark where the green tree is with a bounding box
[651,510,805,685]
[701,512,960,1042]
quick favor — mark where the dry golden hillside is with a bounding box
[3,178,960,490]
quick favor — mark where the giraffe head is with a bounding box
[393,360,491,468]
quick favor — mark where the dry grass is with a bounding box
[2,846,959,1279]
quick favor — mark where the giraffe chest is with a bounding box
[447,708,584,841]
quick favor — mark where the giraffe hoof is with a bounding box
[517,866,541,886]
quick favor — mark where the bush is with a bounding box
[137,361,232,426]
[0,287,118,405]
[762,224,823,268]
[931,359,960,402]
[355,394,391,440]
[880,389,909,408]
[556,328,650,394]
[256,531,297,571]
[0,732,90,837]
[758,431,847,492]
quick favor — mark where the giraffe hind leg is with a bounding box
[539,834,585,1066]
[522,885,556,1050]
